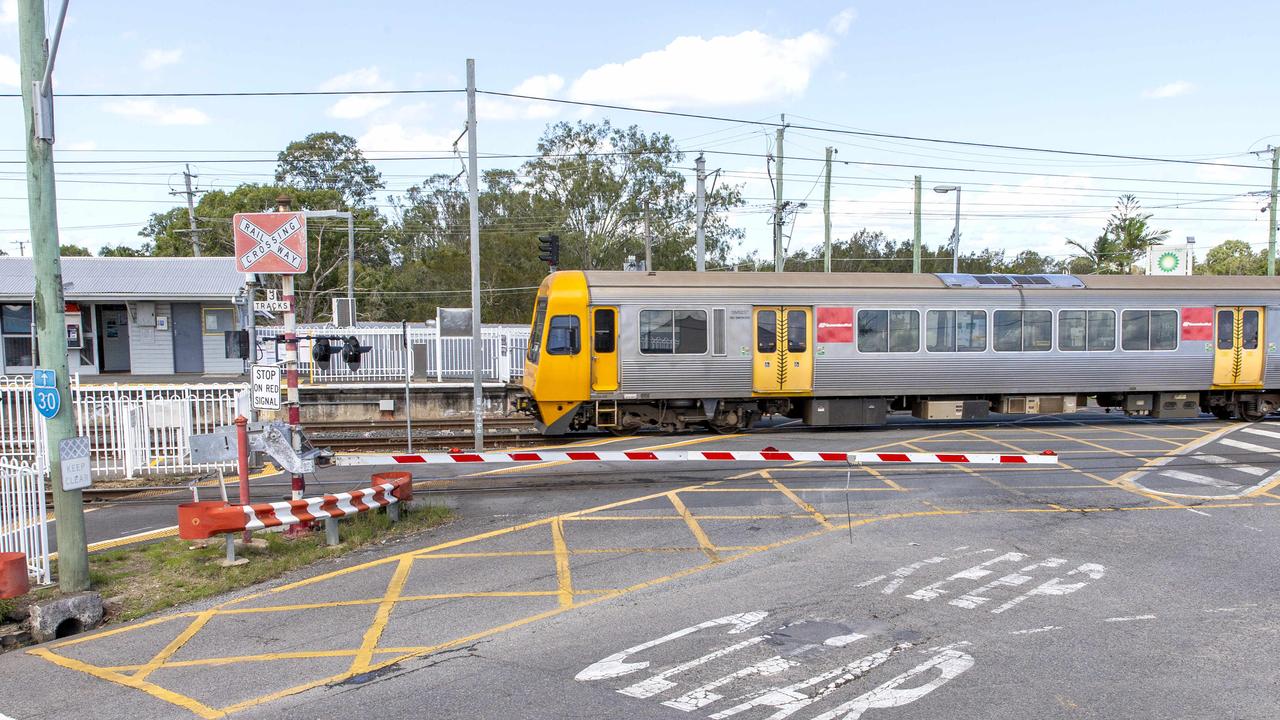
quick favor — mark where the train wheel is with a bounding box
[608,425,639,437]
[705,421,740,435]
[1212,406,1235,421]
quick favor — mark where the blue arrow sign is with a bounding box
[32,368,60,420]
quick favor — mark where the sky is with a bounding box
[0,0,1277,268]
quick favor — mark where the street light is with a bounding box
[934,185,961,273]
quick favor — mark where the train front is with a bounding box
[516,271,590,434]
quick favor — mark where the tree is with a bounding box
[1066,194,1169,273]
[275,132,384,207]
[1197,239,1265,275]
[98,244,150,257]
[59,244,92,256]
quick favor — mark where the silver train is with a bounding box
[517,271,1280,433]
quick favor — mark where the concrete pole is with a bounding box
[952,188,961,274]
[466,59,485,452]
[276,196,306,512]
[1268,147,1278,277]
[644,199,653,271]
[19,0,87,592]
[913,176,922,274]
[182,164,201,257]
[823,147,833,273]
[346,212,355,320]
[695,154,706,272]
[773,119,785,272]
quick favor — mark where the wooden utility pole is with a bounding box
[171,164,203,257]
[912,176,922,273]
[823,147,834,273]
[19,0,88,591]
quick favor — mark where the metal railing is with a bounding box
[255,325,530,384]
[0,375,245,479]
[0,457,50,584]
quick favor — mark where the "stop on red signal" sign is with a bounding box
[233,211,309,274]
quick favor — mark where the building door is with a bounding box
[1213,306,1265,388]
[172,303,205,373]
[752,306,813,394]
[98,305,131,373]
[590,306,618,392]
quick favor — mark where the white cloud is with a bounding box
[0,0,15,24]
[357,123,455,156]
[140,48,182,71]
[478,73,565,121]
[0,54,17,86]
[319,66,393,119]
[828,8,857,35]
[1142,81,1193,99]
[569,27,838,109]
[103,100,210,125]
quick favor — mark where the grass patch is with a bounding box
[29,504,452,624]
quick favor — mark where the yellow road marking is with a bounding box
[350,555,414,673]
[133,610,217,681]
[460,432,743,477]
[29,647,224,719]
[761,470,834,529]
[668,492,720,563]
[903,440,1064,511]
[1107,422,1244,496]
[551,517,575,608]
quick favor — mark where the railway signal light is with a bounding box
[312,339,337,364]
[538,234,560,270]
[341,335,373,371]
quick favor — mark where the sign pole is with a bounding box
[273,197,307,525]
[19,0,88,592]
[466,59,484,452]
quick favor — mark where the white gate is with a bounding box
[0,457,50,585]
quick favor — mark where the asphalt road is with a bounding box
[4,410,1280,719]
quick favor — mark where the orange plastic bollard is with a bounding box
[0,552,30,599]
[374,472,413,503]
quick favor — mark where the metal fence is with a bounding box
[256,325,530,384]
[0,375,245,479]
[0,457,50,584]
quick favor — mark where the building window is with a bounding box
[1122,310,1178,351]
[926,310,986,352]
[1058,310,1116,351]
[858,309,920,353]
[546,315,580,355]
[640,309,707,354]
[1,304,33,370]
[994,310,1052,352]
[202,307,235,335]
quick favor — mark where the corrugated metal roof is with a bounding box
[0,256,245,300]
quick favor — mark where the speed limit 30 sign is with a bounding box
[251,364,282,411]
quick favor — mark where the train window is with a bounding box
[889,310,919,352]
[1059,310,1115,351]
[640,309,707,354]
[675,310,708,353]
[787,310,807,352]
[994,310,1051,352]
[858,310,918,353]
[593,309,615,354]
[757,311,777,353]
[1242,310,1260,350]
[927,310,986,352]
[713,308,726,356]
[546,315,580,355]
[1216,310,1234,350]
[526,296,548,363]
[1123,310,1178,351]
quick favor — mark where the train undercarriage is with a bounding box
[519,390,1280,435]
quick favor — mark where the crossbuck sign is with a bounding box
[233,211,309,274]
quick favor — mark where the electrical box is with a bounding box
[134,301,156,327]
[914,399,989,420]
[1124,394,1153,415]
[1151,392,1199,419]
[378,399,396,412]
[998,395,1077,415]
[804,398,888,426]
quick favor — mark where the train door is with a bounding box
[590,306,618,392]
[752,306,813,393]
[1213,306,1266,388]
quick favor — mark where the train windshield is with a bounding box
[527,296,549,363]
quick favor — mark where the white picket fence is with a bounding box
[256,325,530,384]
[0,375,245,479]
[0,457,50,584]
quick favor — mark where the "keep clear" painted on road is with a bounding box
[576,612,973,720]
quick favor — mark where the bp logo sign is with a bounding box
[1155,251,1181,274]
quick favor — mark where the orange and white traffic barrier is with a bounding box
[328,449,1059,466]
[178,472,412,541]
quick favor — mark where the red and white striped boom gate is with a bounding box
[328,449,1059,466]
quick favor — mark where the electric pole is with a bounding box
[1268,147,1278,276]
[11,240,27,256]
[466,59,484,452]
[643,199,653,271]
[823,147,834,273]
[913,176,922,273]
[773,115,785,272]
[171,164,204,257]
[19,0,88,592]
[695,154,706,272]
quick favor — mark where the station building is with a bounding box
[0,256,246,378]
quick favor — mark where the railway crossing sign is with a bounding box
[251,364,282,411]
[234,211,308,274]
[32,368,60,419]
